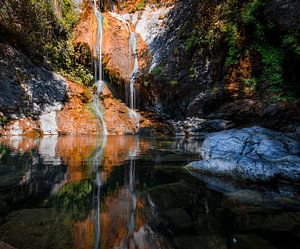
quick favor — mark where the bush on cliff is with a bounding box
[0,0,93,85]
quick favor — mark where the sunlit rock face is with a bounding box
[75,0,98,54]
[0,43,68,135]
[72,0,299,130]
[56,80,101,135]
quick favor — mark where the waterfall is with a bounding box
[129,31,138,113]
[109,12,140,129]
[93,0,108,135]
[128,30,140,130]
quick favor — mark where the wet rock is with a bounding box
[39,103,63,135]
[188,126,300,181]
[170,117,235,136]
[0,118,41,137]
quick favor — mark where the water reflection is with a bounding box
[0,136,299,249]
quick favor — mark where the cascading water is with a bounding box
[128,31,139,116]
[93,0,108,135]
[109,12,140,130]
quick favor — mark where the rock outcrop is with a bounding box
[0,43,67,119]
[0,43,69,136]
[188,126,300,181]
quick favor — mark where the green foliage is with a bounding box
[242,0,262,25]
[181,0,298,101]
[170,80,178,86]
[151,66,162,75]
[243,78,257,87]
[283,30,300,55]
[185,30,207,53]
[47,41,94,85]
[0,0,93,85]
[136,0,146,11]
[58,0,79,30]
[0,145,9,156]
[141,73,152,87]
[221,23,240,66]
[0,115,9,126]
[257,45,284,89]
[211,86,219,95]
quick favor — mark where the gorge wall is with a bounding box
[99,0,300,130]
[0,0,299,136]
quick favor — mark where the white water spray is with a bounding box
[93,0,108,135]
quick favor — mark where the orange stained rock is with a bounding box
[75,3,151,82]
[74,0,97,54]
[102,12,133,80]
[102,12,150,82]
[0,118,41,137]
[225,56,255,98]
[57,80,101,135]
[100,85,138,135]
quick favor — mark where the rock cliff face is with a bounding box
[82,0,300,130]
[138,0,300,129]
[0,0,299,135]
[0,43,67,118]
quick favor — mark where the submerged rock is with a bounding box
[0,209,73,249]
[188,126,300,181]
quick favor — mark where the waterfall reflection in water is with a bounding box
[0,135,300,249]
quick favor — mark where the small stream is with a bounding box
[0,135,299,249]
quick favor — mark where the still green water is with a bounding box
[0,135,299,249]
